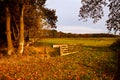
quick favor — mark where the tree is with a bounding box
[79,0,120,34]
[106,0,120,34]
[0,0,15,55]
[0,0,57,55]
[5,6,14,55]
[24,6,57,40]
[18,2,25,54]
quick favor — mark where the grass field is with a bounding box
[36,38,116,47]
[0,37,119,80]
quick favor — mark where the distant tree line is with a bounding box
[34,29,119,38]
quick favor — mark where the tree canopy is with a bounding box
[79,0,120,34]
[0,0,57,55]
[0,0,57,41]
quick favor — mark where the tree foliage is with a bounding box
[79,0,120,34]
[0,0,57,41]
[107,0,120,34]
[0,0,57,55]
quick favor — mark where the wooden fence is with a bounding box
[53,44,79,56]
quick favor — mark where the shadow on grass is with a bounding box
[115,50,120,80]
[81,45,118,79]
[109,39,120,80]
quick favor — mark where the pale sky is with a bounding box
[45,0,109,34]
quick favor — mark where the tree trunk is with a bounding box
[18,4,25,54]
[5,7,14,55]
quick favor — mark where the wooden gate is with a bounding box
[53,44,79,56]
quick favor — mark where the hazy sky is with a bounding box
[46,0,109,34]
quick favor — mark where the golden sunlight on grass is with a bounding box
[0,38,118,79]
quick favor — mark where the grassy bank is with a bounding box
[0,38,118,80]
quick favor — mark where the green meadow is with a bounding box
[0,37,119,80]
[37,38,116,46]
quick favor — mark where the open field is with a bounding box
[0,37,119,80]
[36,38,116,47]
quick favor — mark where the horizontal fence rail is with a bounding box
[53,44,79,56]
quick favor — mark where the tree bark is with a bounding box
[5,7,14,55]
[18,4,25,54]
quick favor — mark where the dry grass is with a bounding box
[0,37,118,80]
